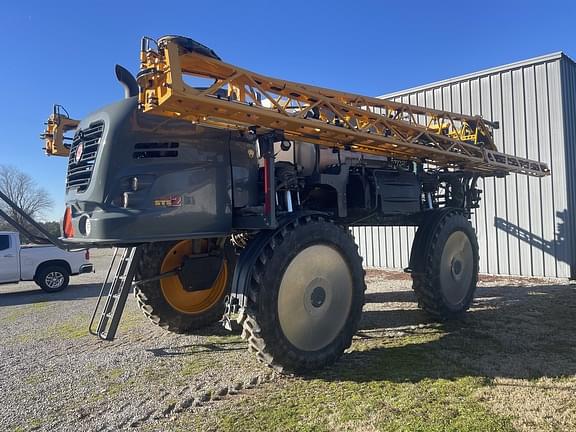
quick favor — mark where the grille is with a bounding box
[66,121,105,193]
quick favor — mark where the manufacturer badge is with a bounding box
[75,143,84,163]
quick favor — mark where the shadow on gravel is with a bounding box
[321,283,576,384]
[146,322,244,357]
[359,309,430,330]
[364,290,418,304]
[0,283,101,307]
[147,341,246,357]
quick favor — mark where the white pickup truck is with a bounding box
[0,231,93,292]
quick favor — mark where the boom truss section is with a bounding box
[137,36,549,177]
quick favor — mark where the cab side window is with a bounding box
[0,235,10,251]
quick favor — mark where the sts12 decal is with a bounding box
[153,195,183,207]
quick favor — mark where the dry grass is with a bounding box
[479,377,576,432]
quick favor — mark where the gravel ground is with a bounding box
[1,249,574,431]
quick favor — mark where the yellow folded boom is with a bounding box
[137,36,549,177]
[41,105,79,157]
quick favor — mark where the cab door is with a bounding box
[0,234,19,283]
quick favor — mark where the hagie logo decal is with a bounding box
[154,195,183,207]
[75,143,84,163]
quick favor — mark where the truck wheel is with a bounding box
[36,265,70,293]
[410,211,479,320]
[241,216,366,374]
[134,239,233,334]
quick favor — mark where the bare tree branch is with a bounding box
[0,165,54,230]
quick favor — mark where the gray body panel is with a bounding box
[65,98,258,245]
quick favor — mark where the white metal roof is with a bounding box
[381,51,572,99]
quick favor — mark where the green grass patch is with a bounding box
[27,418,42,430]
[50,320,88,339]
[178,334,243,377]
[211,377,512,432]
[1,302,52,324]
[89,367,137,399]
[173,330,514,432]
[181,354,222,377]
[24,373,47,386]
[141,364,171,382]
[205,334,243,345]
[10,417,44,432]
[105,368,124,380]
[105,381,124,398]
[118,307,146,331]
[15,333,34,344]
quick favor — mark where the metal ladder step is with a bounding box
[88,246,142,341]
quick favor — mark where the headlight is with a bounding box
[78,215,91,236]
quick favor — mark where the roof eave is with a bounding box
[380,51,572,99]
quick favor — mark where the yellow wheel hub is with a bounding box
[160,240,228,314]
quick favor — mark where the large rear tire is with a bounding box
[134,239,233,334]
[241,216,366,374]
[410,210,479,320]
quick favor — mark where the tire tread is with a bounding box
[240,215,366,374]
[411,210,479,320]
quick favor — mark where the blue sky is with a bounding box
[1,1,575,221]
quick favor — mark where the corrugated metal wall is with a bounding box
[353,53,576,278]
[560,57,576,278]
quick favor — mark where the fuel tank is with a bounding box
[276,141,389,175]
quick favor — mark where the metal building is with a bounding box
[353,52,576,278]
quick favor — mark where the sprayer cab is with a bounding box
[39,62,253,246]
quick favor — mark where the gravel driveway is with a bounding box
[1,249,574,431]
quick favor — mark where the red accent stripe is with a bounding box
[263,158,270,215]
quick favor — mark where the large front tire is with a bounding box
[410,210,479,320]
[241,216,366,374]
[134,239,233,334]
